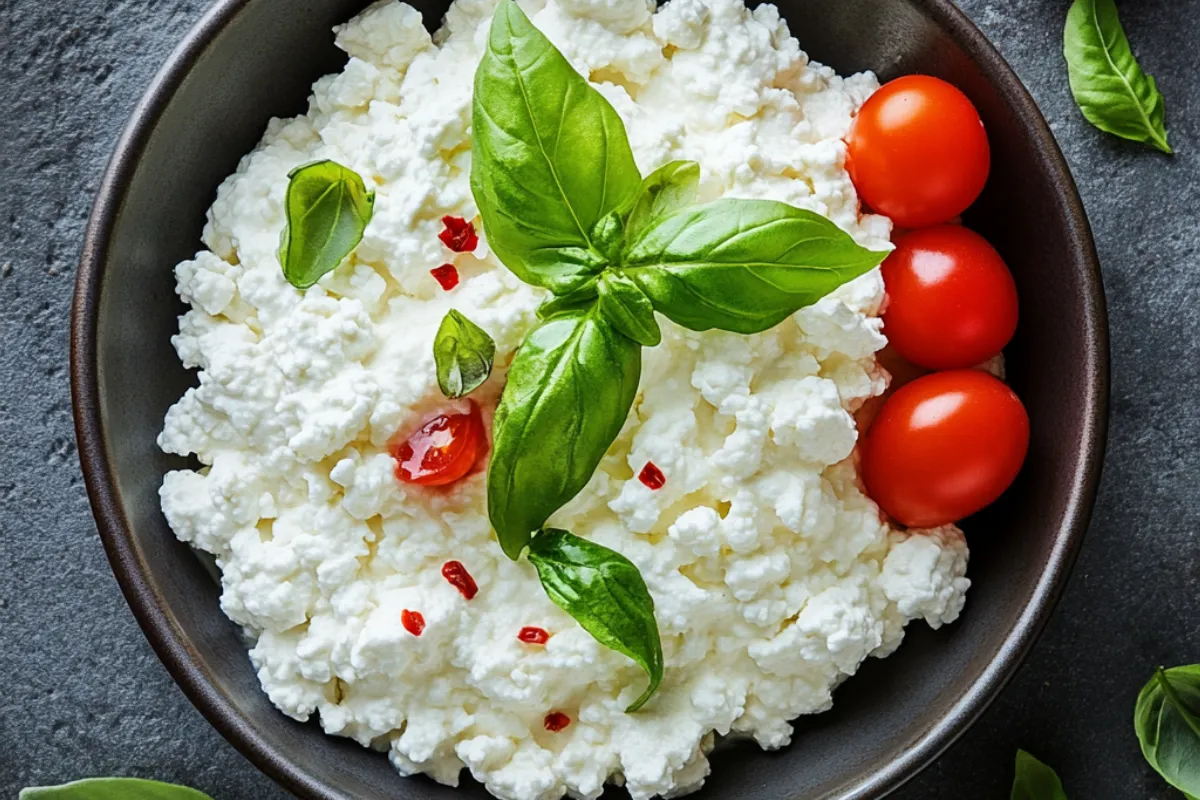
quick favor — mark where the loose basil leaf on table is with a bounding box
[433,310,496,399]
[1064,0,1172,154]
[278,159,375,289]
[1010,750,1069,800]
[1135,665,1200,796]
[622,160,700,241]
[488,308,641,559]
[20,778,214,799]
[621,198,888,334]
[470,0,641,295]
[528,529,663,711]
[597,271,661,347]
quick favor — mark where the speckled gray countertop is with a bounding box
[1,0,1195,797]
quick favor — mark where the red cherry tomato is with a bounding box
[392,401,486,486]
[847,75,990,228]
[882,225,1018,370]
[861,370,1028,528]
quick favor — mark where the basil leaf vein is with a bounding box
[1010,750,1069,800]
[19,778,214,799]
[434,310,496,399]
[528,529,663,711]
[470,0,641,294]
[278,160,375,289]
[622,198,888,334]
[1064,0,1171,153]
[623,160,700,241]
[1135,665,1200,795]
[487,307,641,559]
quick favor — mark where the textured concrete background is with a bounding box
[0,0,1195,797]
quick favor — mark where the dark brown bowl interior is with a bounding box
[70,0,1108,797]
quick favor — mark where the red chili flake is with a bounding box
[638,461,666,490]
[439,216,478,253]
[442,560,478,600]
[430,264,459,291]
[518,626,549,645]
[401,609,425,636]
[543,711,571,732]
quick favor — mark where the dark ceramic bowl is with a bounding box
[70,0,1108,797]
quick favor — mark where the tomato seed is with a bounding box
[442,561,478,600]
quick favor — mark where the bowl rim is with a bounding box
[70,0,1110,797]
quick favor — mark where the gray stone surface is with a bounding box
[0,0,1194,797]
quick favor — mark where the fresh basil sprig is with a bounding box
[1064,0,1172,154]
[489,308,640,559]
[1010,750,1069,800]
[528,529,662,712]
[434,310,496,399]
[278,160,375,288]
[19,778,213,799]
[1135,665,1200,796]
[471,0,886,710]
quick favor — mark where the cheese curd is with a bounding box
[158,0,971,797]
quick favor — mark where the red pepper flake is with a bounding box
[401,609,425,636]
[543,711,571,732]
[638,461,666,490]
[442,560,478,600]
[518,626,549,645]
[439,216,478,253]
[430,264,459,291]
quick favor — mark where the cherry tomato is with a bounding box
[882,225,1018,370]
[392,401,486,486]
[861,370,1028,528]
[846,75,990,228]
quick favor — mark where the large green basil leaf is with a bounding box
[20,778,213,799]
[434,310,496,399]
[528,529,663,712]
[471,0,642,294]
[1064,0,1171,154]
[597,271,660,346]
[623,160,700,241]
[278,160,375,289]
[488,308,641,559]
[621,198,887,334]
[1135,665,1200,795]
[1010,750,1069,800]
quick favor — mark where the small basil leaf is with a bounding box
[20,778,214,799]
[1064,0,1171,154]
[536,279,599,320]
[623,198,888,334]
[278,160,375,289]
[591,210,626,263]
[528,529,663,712]
[488,308,640,559]
[434,310,496,399]
[597,271,660,346]
[623,160,700,240]
[1135,665,1200,795]
[1011,750,1069,800]
[470,0,641,294]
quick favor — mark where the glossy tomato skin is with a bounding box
[882,225,1018,370]
[846,75,990,228]
[861,370,1029,528]
[392,401,486,486]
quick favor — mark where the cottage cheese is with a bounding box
[158,0,971,797]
